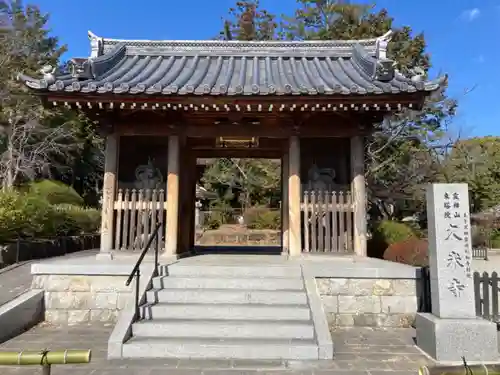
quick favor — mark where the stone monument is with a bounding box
[416,183,498,362]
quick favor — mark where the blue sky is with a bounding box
[35,0,498,137]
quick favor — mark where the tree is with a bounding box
[202,158,281,210]
[218,1,458,220]
[444,137,500,213]
[281,1,457,220]
[49,114,104,206]
[219,0,278,41]
[0,0,77,189]
[204,1,282,214]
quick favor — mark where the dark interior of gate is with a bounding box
[114,135,355,254]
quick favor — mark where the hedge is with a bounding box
[0,234,100,268]
[367,220,416,259]
[27,180,84,206]
[244,207,281,230]
[0,185,100,244]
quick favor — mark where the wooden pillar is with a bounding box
[281,151,289,254]
[165,135,180,257]
[188,159,197,250]
[98,133,118,260]
[177,143,189,255]
[350,135,367,257]
[288,136,302,257]
[180,151,196,254]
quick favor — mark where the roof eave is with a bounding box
[17,73,49,90]
[423,74,448,92]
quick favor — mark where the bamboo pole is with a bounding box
[0,349,91,365]
[419,363,500,375]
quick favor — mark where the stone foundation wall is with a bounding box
[32,275,134,324]
[316,278,419,328]
[196,230,280,246]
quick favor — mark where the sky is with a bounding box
[34,0,499,137]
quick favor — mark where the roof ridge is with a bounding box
[88,30,392,45]
[87,30,393,58]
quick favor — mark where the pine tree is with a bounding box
[281,1,457,219]
[218,0,457,221]
[0,0,86,190]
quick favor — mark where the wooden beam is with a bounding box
[192,149,283,159]
[45,92,427,107]
[116,122,368,138]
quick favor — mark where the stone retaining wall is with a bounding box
[196,229,280,246]
[32,275,133,324]
[316,278,419,328]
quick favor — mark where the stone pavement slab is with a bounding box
[0,250,100,307]
[330,327,432,372]
[0,262,33,307]
[473,252,500,274]
[0,323,430,374]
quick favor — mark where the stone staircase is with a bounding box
[121,263,324,359]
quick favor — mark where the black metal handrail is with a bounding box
[125,221,163,321]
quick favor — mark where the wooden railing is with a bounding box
[301,190,354,253]
[472,247,489,260]
[442,271,500,324]
[113,188,166,252]
[474,271,500,324]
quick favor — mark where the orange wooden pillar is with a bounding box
[288,136,302,257]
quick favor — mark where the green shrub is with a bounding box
[0,190,27,242]
[202,211,224,230]
[54,204,101,234]
[471,225,491,248]
[28,180,84,206]
[490,229,500,249]
[245,207,281,230]
[0,191,61,240]
[0,187,100,244]
[18,195,58,237]
[368,220,416,259]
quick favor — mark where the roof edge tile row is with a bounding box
[18,30,446,98]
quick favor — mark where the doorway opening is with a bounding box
[191,138,284,255]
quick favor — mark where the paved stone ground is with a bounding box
[0,262,33,307]
[0,323,431,374]
[0,250,99,307]
[473,251,500,274]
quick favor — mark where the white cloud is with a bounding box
[461,8,481,21]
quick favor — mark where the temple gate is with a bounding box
[19,30,444,259]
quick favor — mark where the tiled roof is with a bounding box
[18,31,445,97]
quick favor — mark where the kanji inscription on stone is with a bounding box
[426,183,475,319]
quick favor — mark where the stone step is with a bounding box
[132,319,315,339]
[122,336,319,360]
[146,288,308,305]
[151,276,304,290]
[141,303,311,321]
[163,264,303,278]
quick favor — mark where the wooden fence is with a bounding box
[472,247,489,260]
[301,190,354,253]
[419,266,432,313]
[0,234,100,269]
[113,188,166,252]
[474,271,500,323]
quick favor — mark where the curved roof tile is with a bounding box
[18,31,446,97]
